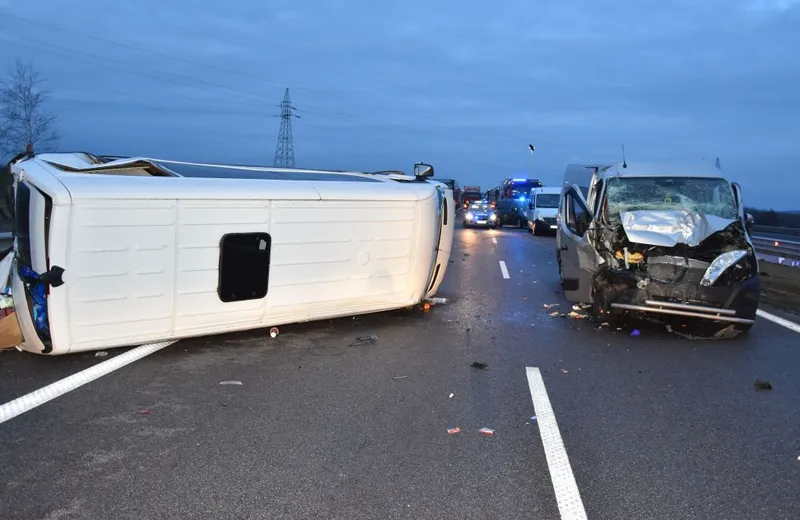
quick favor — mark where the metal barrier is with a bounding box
[752,225,800,238]
[751,235,800,263]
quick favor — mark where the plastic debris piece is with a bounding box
[350,334,378,347]
[447,427,461,435]
[95,351,108,358]
[393,375,408,380]
[425,297,448,305]
[522,297,528,301]
[561,369,569,374]
[138,409,150,415]
[631,329,641,336]
[549,311,560,317]
[448,393,454,399]
[754,378,773,391]
[530,416,537,421]
[572,304,582,311]
[565,311,586,319]
[470,361,489,370]
[219,380,243,386]
[543,303,560,309]
[423,303,431,311]
[478,427,495,436]
[269,327,279,338]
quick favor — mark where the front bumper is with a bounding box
[595,268,760,324]
[535,218,558,232]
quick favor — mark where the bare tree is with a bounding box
[0,60,59,157]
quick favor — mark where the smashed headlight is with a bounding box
[465,212,474,220]
[700,250,748,287]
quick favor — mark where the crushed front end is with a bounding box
[589,217,759,326]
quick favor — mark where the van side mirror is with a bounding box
[745,213,755,234]
[413,163,434,179]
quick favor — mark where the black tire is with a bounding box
[518,217,525,229]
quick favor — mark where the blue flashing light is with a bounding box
[511,178,526,182]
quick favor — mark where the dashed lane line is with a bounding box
[0,341,177,425]
[756,309,800,334]
[499,260,510,279]
[526,366,588,520]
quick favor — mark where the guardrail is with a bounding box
[752,225,800,238]
[751,235,800,267]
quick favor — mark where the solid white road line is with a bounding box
[526,367,588,520]
[757,309,800,334]
[0,340,177,425]
[499,260,510,279]
[492,237,498,244]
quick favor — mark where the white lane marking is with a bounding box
[492,237,498,244]
[499,260,510,279]
[0,341,177,425]
[526,367,588,520]
[757,310,800,334]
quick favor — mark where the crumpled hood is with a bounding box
[620,210,737,247]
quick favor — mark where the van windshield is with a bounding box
[605,177,738,220]
[535,194,559,208]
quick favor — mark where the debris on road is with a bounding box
[478,427,495,436]
[447,427,461,435]
[549,311,560,317]
[349,334,378,347]
[269,327,279,338]
[543,303,560,309]
[562,311,586,320]
[423,302,432,311]
[425,297,448,305]
[754,378,773,391]
[561,369,569,374]
[631,329,641,337]
[448,393,454,399]
[530,416,537,421]
[470,361,489,370]
[138,409,150,415]
[219,380,243,386]
[572,303,591,311]
[94,351,108,358]
[392,375,408,380]
[713,324,741,339]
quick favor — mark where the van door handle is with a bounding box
[560,245,569,251]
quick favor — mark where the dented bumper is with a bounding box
[595,266,759,324]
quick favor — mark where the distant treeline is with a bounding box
[745,208,800,229]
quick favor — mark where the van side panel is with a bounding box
[173,200,270,333]
[67,200,177,351]
[267,199,420,319]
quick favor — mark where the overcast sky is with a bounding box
[1,0,798,209]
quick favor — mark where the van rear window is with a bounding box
[218,233,271,302]
[15,182,32,267]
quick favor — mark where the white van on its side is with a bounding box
[526,187,561,235]
[6,153,454,355]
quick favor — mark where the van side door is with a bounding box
[557,185,594,302]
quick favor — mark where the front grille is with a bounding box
[647,256,709,285]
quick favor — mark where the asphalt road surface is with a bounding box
[1,220,799,520]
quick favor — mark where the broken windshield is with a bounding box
[604,177,738,221]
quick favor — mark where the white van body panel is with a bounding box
[11,155,452,355]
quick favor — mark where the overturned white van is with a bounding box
[5,153,454,355]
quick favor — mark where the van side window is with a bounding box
[565,193,589,236]
[218,233,271,303]
[15,182,32,266]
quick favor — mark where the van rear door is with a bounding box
[12,178,52,353]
